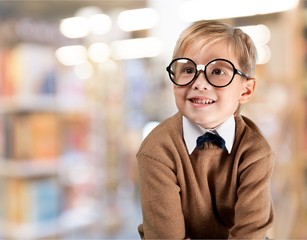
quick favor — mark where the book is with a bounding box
[29,112,61,160]
[62,114,89,154]
[5,177,60,224]
[29,178,60,223]
[6,179,27,223]
[0,116,4,159]
[0,49,15,96]
[9,112,61,161]
[11,113,32,160]
[0,178,7,222]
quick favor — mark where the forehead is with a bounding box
[177,34,223,54]
[181,39,238,64]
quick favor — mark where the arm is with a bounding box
[138,153,186,239]
[229,153,275,239]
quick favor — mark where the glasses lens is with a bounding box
[205,60,235,87]
[168,59,196,85]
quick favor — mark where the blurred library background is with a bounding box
[0,0,306,239]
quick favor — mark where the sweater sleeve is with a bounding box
[229,152,275,239]
[137,152,186,239]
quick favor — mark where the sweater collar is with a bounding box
[182,115,235,154]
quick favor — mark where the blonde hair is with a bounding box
[173,20,257,77]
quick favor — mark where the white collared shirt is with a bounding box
[182,115,235,154]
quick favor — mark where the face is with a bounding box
[173,40,255,129]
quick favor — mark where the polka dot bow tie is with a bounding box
[196,131,226,149]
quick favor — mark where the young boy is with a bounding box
[137,20,274,239]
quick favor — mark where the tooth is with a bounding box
[191,98,214,104]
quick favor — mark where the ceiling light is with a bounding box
[179,0,299,22]
[256,45,271,64]
[75,6,102,18]
[239,24,271,45]
[60,17,90,38]
[88,42,110,63]
[239,25,271,64]
[89,14,112,35]
[111,37,162,60]
[55,45,88,66]
[258,0,299,14]
[117,8,159,31]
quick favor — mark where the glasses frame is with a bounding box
[166,57,251,88]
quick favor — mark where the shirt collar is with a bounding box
[182,115,235,154]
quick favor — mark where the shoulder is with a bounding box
[142,112,182,144]
[137,112,186,160]
[234,114,273,159]
[234,115,275,183]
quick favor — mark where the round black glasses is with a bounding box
[166,58,250,88]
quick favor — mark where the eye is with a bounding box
[183,67,196,74]
[211,68,225,75]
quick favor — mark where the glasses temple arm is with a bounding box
[236,69,253,80]
[166,66,175,76]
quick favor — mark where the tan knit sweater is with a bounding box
[137,112,274,239]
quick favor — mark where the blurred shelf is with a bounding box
[0,220,60,239]
[0,96,101,114]
[0,206,99,239]
[0,153,94,179]
[0,160,59,178]
[0,41,108,240]
[59,205,100,233]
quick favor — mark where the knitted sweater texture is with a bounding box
[137,112,274,239]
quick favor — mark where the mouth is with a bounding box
[188,97,216,105]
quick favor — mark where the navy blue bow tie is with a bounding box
[196,131,226,149]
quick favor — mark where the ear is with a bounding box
[239,79,256,104]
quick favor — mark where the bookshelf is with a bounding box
[0,101,103,239]
[241,8,307,238]
[0,42,105,239]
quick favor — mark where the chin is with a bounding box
[191,117,218,129]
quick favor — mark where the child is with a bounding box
[137,20,274,239]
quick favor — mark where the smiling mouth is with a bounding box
[189,98,215,105]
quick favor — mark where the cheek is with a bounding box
[225,82,245,100]
[173,87,188,110]
[173,87,186,100]
[218,87,243,106]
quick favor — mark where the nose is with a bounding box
[191,70,212,90]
